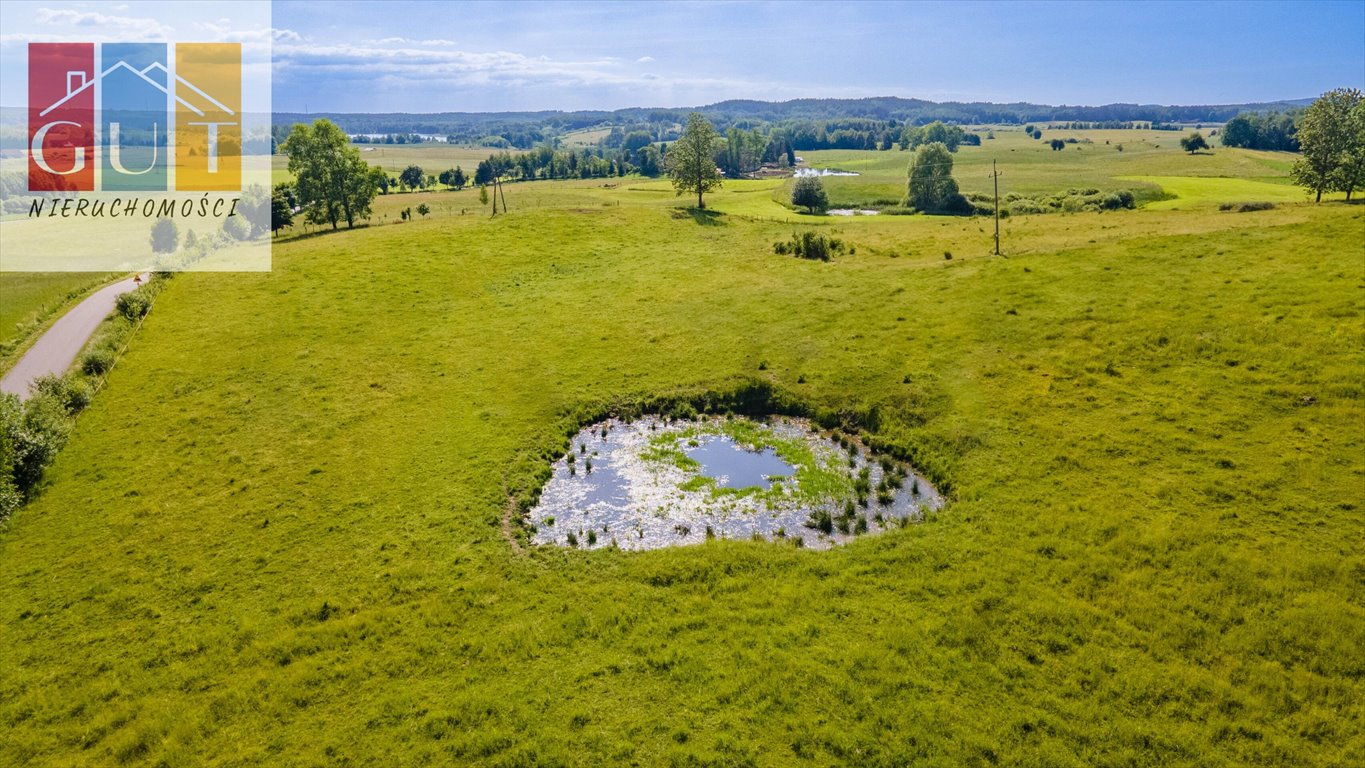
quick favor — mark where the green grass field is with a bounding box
[799,128,1310,209]
[2,131,1363,766]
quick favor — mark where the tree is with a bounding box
[479,185,489,207]
[791,176,828,214]
[282,119,377,230]
[400,164,425,192]
[270,192,293,236]
[635,145,662,177]
[453,167,467,189]
[150,217,178,253]
[906,142,967,214]
[1050,139,1066,151]
[667,112,723,209]
[416,203,430,217]
[1293,88,1364,202]
[369,166,390,195]
[1332,96,1365,201]
[439,168,458,189]
[1180,132,1209,154]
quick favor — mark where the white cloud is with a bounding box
[636,56,654,63]
[363,37,457,47]
[35,7,172,39]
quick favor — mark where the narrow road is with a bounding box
[1,273,149,400]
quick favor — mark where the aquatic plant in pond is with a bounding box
[528,415,942,550]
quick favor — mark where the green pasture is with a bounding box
[1,125,1363,767]
[799,128,1301,208]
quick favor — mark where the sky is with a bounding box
[2,1,1363,114]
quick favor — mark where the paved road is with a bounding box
[1,273,149,400]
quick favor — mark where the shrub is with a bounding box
[773,231,848,262]
[2,392,72,497]
[81,348,115,376]
[116,290,151,321]
[30,375,92,414]
[1219,201,1275,212]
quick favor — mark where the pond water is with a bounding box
[685,436,794,489]
[827,209,881,216]
[528,415,942,550]
[793,168,859,177]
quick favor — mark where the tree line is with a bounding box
[1220,111,1301,151]
[275,95,1312,143]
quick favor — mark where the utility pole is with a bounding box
[989,160,1002,256]
[498,175,508,213]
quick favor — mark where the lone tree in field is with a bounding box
[282,119,377,230]
[150,217,178,253]
[906,142,967,214]
[1289,88,1365,202]
[1292,88,1364,202]
[400,164,425,192]
[791,175,829,214]
[668,112,723,209]
[1180,132,1210,154]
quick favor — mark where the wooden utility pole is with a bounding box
[498,175,508,213]
[989,160,1002,256]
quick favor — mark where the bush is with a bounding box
[1219,201,1276,212]
[1,392,72,497]
[773,231,847,262]
[81,348,115,376]
[30,375,92,414]
[116,290,151,321]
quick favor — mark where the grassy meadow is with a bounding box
[1,129,1363,766]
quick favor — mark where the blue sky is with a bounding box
[2,1,1362,113]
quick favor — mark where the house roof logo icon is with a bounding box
[39,58,235,119]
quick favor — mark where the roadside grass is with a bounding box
[1,134,1362,766]
[0,272,116,374]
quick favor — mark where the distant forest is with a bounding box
[274,95,1312,149]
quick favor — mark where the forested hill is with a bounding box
[274,95,1314,139]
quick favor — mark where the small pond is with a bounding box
[794,168,859,177]
[528,415,942,550]
[827,209,881,216]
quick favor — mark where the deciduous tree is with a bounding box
[667,113,723,209]
[906,142,967,214]
[1293,88,1364,202]
[791,176,829,214]
[282,119,377,230]
[1180,132,1210,154]
[400,164,425,191]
